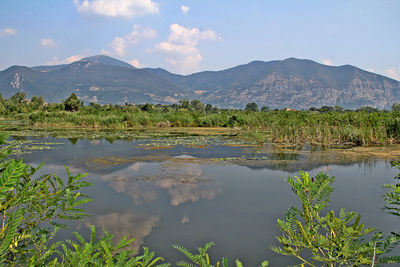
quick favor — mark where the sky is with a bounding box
[0,0,399,79]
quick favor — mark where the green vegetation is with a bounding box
[173,242,267,267]
[392,103,400,113]
[273,172,376,266]
[0,133,167,266]
[245,102,258,112]
[1,93,400,146]
[272,169,400,266]
[63,93,83,112]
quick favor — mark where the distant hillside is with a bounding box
[0,56,187,104]
[31,55,135,72]
[1,55,399,109]
[31,64,68,72]
[80,55,136,69]
[145,58,400,109]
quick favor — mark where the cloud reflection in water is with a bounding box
[82,212,160,252]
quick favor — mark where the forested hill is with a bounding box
[1,55,399,109]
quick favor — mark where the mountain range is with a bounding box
[0,55,399,109]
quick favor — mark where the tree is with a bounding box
[3,100,16,112]
[10,91,26,104]
[31,96,44,106]
[205,104,213,113]
[318,106,334,113]
[29,96,44,111]
[356,106,379,113]
[392,103,400,112]
[334,105,344,113]
[0,102,6,114]
[162,106,171,113]
[179,99,191,110]
[63,93,82,111]
[141,103,154,112]
[245,102,258,112]
[191,99,205,113]
[261,106,270,112]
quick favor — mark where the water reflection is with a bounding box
[181,212,190,224]
[157,181,219,206]
[105,158,220,207]
[15,136,400,266]
[109,181,158,206]
[129,162,143,172]
[80,212,160,252]
[68,137,79,145]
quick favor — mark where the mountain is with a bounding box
[31,64,68,72]
[80,55,136,69]
[0,66,62,100]
[1,55,399,109]
[145,58,400,109]
[31,55,135,72]
[0,56,187,104]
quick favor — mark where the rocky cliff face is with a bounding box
[197,70,399,109]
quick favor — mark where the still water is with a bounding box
[16,136,399,266]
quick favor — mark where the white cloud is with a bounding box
[181,5,189,16]
[385,67,400,81]
[74,0,159,18]
[62,54,84,64]
[103,25,156,56]
[365,67,375,73]
[40,38,56,48]
[153,24,219,74]
[89,95,98,103]
[107,37,127,56]
[46,51,89,65]
[0,27,17,36]
[89,86,100,91]
[100,48,111,56]
[129,59,142,68]
[320,59,333,66]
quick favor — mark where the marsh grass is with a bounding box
[3,109,400,146]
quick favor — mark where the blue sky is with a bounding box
[0,0,399,79]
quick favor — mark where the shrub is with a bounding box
[0,134,167,266]
[272,171,376,266]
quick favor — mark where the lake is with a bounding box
[13,134,400,266]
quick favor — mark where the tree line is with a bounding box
[1,92,400,114]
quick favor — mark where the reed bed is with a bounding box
[7,109,400,146]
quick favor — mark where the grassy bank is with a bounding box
[3,108,400,146]
[1,92,399,146]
